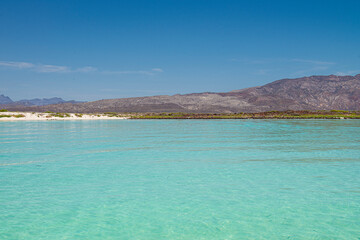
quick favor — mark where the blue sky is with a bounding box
[1,0,359,101]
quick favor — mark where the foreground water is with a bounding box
[0,120,359,239]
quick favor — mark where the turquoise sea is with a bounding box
[0,120,360,239]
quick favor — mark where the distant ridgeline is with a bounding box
[2,74,360,113]
[0,94,82,106]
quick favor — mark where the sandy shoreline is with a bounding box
[1,110,359,120]
[0,112,129,121]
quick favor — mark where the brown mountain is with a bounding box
[4,74,360,113]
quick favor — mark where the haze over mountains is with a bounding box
[2,74,360,113]
[0,95,82,106]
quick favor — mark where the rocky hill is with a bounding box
[3,74,360,113]
[0,94,13,104]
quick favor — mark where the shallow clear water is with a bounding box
[0,120,360,239]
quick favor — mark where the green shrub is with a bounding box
[0,109,8,112]
[104,112,120,117]
[330,110,349,113]
[51,113,70,118]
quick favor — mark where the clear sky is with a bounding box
[1,0,359,101]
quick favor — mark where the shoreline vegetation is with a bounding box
[1,109,360,120]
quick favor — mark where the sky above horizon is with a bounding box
[1,0,360,101]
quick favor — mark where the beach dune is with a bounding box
[0,112,128,121]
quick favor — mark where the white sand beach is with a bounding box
[0,112,129,121]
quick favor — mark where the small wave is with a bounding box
[0,160,46,166]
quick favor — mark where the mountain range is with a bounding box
[2,74,360,113]
[0,95,82,106]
